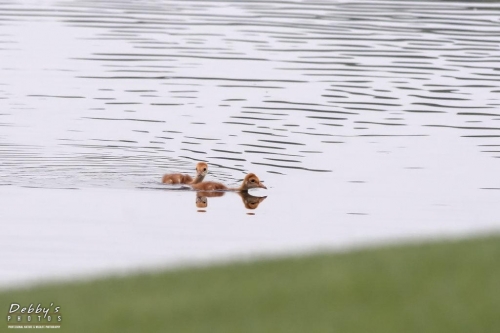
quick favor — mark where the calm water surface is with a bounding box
[1,0,500,286]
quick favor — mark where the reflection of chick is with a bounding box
[194,190,267,210]
[238,192,267,210]
[196,196,207,209]
[162,162,208,184]
[190,173,267,192]
[198,191,225,198]
[195,191,225,209]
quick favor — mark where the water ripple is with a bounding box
[1,0,499,187]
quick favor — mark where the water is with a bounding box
[1,0,500,287]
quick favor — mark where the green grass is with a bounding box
[1,235,500,333]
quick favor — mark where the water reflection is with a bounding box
[239,192,267,210]
[195,191,267,212]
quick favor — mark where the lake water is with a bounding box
[1,0,500,287]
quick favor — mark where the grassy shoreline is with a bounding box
[1,235,499,332]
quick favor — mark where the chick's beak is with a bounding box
[259,183,267,189]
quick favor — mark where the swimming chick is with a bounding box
[190,173,267,192]
[162,162,208,184]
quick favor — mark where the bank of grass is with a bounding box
[1,236,499,333]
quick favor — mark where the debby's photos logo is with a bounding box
[6,303,62,329]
